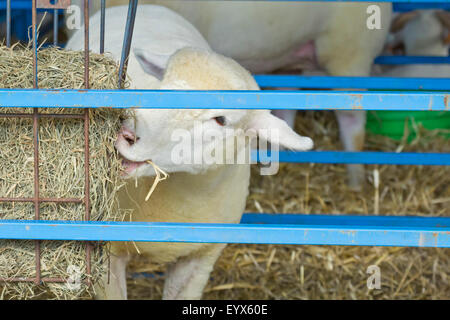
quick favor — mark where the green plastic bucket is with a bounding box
[366,87,450,141]
[366,110,450,141]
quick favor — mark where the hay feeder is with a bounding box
[1,0,449,301]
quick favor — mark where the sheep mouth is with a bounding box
[118,154,148,176]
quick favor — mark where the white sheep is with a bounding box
[382,10,450,78]
[69,0,392,190]
[66,5,313,300]
[65,4,211,89]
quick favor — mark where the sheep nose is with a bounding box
[120,127,140,146]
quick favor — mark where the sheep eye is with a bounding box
[213,116,226,126]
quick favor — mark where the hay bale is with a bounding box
[0,44,129,299]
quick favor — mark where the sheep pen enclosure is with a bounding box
[126,111,449,300]
[1,0,449,301]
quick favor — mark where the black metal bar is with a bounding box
[53,9,58,46]
[100,0,106,54]
[6,0,11,47]
[118,0,139,89]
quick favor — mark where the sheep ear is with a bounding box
[133,48,167,81]
[436,10,450,30]
[384,33,405,55]
[390,11,419,33]
[435,10,450,44]
[248,111,313,151]
[443,31,450,45]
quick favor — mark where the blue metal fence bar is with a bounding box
[0,89,449,111]
[0,216,448,247]
[240,213,449,228]
[255,151,450,166]
[394,3,450,10]
[254,75,450,90]
[375,56,450,65]
[0,2,30,10]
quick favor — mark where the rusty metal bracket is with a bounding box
[36,0,71,9]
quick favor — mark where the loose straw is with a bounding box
[144,160,169,202]
[373,168,380,215]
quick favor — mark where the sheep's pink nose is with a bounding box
[119,127,139,146]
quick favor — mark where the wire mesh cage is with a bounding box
[0,0,131,297]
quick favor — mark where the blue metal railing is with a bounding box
[0,0,449,248]
[255,75,450,89]
[0,214,448,247]
[0,89,448,111]
[374,56,450,65]
[257,151,450,166]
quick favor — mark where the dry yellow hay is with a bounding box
[126,111,449,300]
[0,44,129,299]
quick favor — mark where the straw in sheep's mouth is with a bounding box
[119,154,169,201]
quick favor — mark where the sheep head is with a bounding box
[388,10,450,56]
[115,47,313,178]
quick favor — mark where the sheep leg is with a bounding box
[273,96,366,190]
[335,109,366,191]
[163,244,226,300]
[312,3,391,191]
[95,253,130,300]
